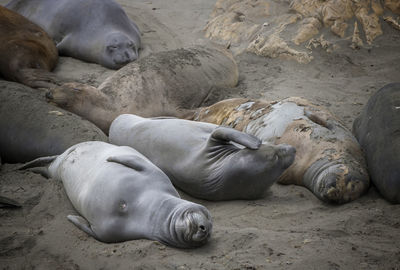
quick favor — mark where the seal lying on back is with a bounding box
[20,141,212,248]
[109,115,296,201]
[185,97,369,204]
[7,0,141,69]
[353,83,400,204]
[47,46,238,133]
[0,6,58,88]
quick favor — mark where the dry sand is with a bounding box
[1,0,400,269]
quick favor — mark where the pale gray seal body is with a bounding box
[7,0,141,69]
[109,114,296,201]
[353,83,400,204]
[20,141,212,248]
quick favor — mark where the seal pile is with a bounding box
[1,0,399,250]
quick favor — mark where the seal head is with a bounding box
[174,206,212,247]
[102,32,140,69]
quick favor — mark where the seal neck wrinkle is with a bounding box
[149,196,189,247]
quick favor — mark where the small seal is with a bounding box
[7,0,141,69]
[109,114,296,201]
[0,6,58,88]
[353,83,400,204]
[19,141,212,247]
[186,97,370,204]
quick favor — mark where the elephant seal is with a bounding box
[109,114,296,201]
[185,97,369,204]
[0,81,107,163]
[353,83,400,204]
[20,141,212,247]
[0,6,58,88]
[7,0,141,69]
[46,46,238,133]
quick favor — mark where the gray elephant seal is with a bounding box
[46,46,238,133]
[20,141,212,248]
[7,0,141,69]
[0,6,59,88]
[186,97,369,204]
[109,115,296,201]
[0,81,107,163]
[353,83,400,204]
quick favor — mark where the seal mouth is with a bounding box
[113,49,137,66]
[175,207,212,247]
[306,160,369,203]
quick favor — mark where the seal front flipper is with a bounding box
[56,34,73,56]
[0,196,21,208]
[107,155,145,171]
[67,215,98,240]
[210,127,261,149]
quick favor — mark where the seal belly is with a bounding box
[353,83,400,203]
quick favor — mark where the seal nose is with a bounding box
[278,144,296,168]
[193,222,210,242]
[124,51,131,61]
[188,210,212,244]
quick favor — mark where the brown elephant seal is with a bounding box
[47,46,238,133]
[353,83,400,204]
[185,97,369,204]
[20,141,212,248]
[109,114,296,201]
[7,0,141,69]
[0,6,58,88]
[0,81,107,163]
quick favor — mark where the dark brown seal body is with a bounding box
[186,97,369,204]
[353,83,400,204]
[0,6,58,88]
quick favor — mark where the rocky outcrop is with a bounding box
[204,0,400,63]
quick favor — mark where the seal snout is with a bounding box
[311,162,369,203]
[180,208,212,246]
[277,144,296,169]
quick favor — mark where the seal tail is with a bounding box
[18,155,58,178]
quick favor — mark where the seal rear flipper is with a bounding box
[18,155,58,178]
[67,215,98,240]
[210,126,261,150]
[0,196,22,208]
[17,68,63,89]
[107,155,145,171]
